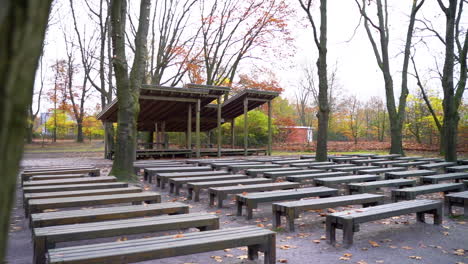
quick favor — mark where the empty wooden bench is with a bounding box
[286,172,350,183]
[314,175,380,187]
[330,157,362,163]
[24,187,142,210]
[23,182,128,194]
[289,161,335,168]
[47,226,276,264]
[309,164,354,170]
[22,166,94,173]
[416,157,445,162]
[157,170,229,189]
[263,169,323,180]
[211,161,263,170]
[30,202,189,228]
[133,162,188,174]
[246,167,299,177]
[332,165,378,174]
[169,174,249,195]
[272,193,385,231]
[358,167,406,175]
[370,160,402,167]
[391,183,465,202]
[23,176,116,187]
[393,161,429,168]
[326,199,442,247]
[420,172,468,184]
[209,182,301,208]
[187,178,272,201]
[33,213,219,264]
[351,158,387,166]
[27,192,161,217]
[29,174,87,181]
[385,169,436,179]
[21,167,100,182]
[394,156,423,161]
[419,161,457,171]
[145,166,212,184]
[347,179,416,194]
[228,164,280,174]
[236,187,338,219]
[446,165,468,172]
[372,154,402,159]
[445,191,468,216]
[272,159,308,165]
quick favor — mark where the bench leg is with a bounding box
[175,184,181,195]
[433,208,443,225]
[209,193,216,206]
[217,195,224,208]
[194,188,201,202]
[416,212,425,223]
[236,201,243,216]
[447,201,453,216]
[169,183,174,193]
[263,234,276,264]
[325,216,336,246]
[286,209,295,232]
[342,219,354,248]
[187,188,193,200]
[272,209,281,229]
[160,179,166,189]
[33,237,46,264]
[464,200,468,217]
[248,245,259,260]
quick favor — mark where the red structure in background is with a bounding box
[279,126,313,144]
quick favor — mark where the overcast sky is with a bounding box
[36,0,466,113]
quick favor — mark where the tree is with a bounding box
[110,0,152,180]
[346,95,362,144]
[0,1,52,261]
[27,55,46,143]
[355,0,425,154]
[298,0,329,161]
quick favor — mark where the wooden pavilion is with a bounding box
[97,84,279,159]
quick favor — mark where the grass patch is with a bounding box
[448,214,467,220]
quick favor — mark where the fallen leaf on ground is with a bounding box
[173,234,184,238]
[279,245,297,250]
[278,259,288,263]
[408,256,422,260]
[369,240,380,247]
[401,246,413,250]
[312,240,321,244]
[237,255,248,260]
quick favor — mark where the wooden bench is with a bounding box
[263,169,324,180]
[286,172,350,183]
[236,187,338,219]
[347,179,416,194]
[415,157,444,162]
[372,154,402,159]
[27,192,161,217]
[385,169,436,179]
[354,153,377,158]
[23,182,128,194]
[289,161,335,168]
[357,167,406,175]
[47,226,276,264]
[394,156,423,161]
[445,191,468,216]
[246,167,299,177]
[272,193,385,231]
[391,183,465,202]
[419,161,457,171]
[187,178,272,201]
[133,162,187,174]
[24,187,142,211]
[326,199,442,247]
[351,158,387,166]
[309,164,354,170]
[30,202,189,228]
[330,157,362,163]
[420,172,468,184]
[33,213,219,264]
[198,159,246,166]
[157,170,229,189]
[22,166,95,173]
[21,167,100,182]
[272,159,308,165]
[332,166,378,174]
[29,174,87,181]
[228,164,280,174]
[445,165,468,172]
[145,166,212,184]
[169,174,249,195]
[300,154,316,159]
[393,161,430,168]
[370,160,402,167]
[211,161,263,170]
[209,182,301,208]
[314,175,380,187]
[23,176,117,187]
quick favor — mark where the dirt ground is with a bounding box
[6,151,468,264]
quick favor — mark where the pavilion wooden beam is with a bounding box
[267,100,272,156]
[187,104,192,153]
[217,95,222,157]
[244,98,248,156]
[140,95,199,103]
[231,118,235,148]
[196,99,201,158]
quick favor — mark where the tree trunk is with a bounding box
[104,122,115,159]
[110,0,151,180]
[26,123,34,144]
[0,1,52,261]
[389,117,404,154]
[76,120,84,143]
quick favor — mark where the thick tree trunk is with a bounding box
[26,123,34,144]
[76,121,84,143]
[388,116,404,154]
[0,1,52,261]
[443,95,459,161]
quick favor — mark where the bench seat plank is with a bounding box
[289,161,335,168]
[393,161,429,167]
[385,169,436,179]
[347,179,416,194]
[445,191,468,216]
[326,200,442,248]
[187,178,272,201]
[209,182,301,208]
[169,174,249,195]
[145,166,212,184]
[394,156,423,161]
[30,202,189,228]
[34,213,219,264]
[370,160,402,167]
[157,170,229,189]
[263,169,324,180]
[372,154,402,159]
[314,175,380,187]
[286,172,350,183]
[391,183,465,201]
[27,192,161,217]
[309,164,354,170]
[332,166,378,174]
[272,193,385,231]
[358,167,406,175]
[446,165,468,172]
[23,182,128,194]
[420,172,468,184]
[419,162,457,170]
[23,176,116,187]
[228,164,280,174]
[246,167,299,177]
[351,158,388,166]
[47,226,276,264]
[236,187,338,219]
[29,174,87,181]
[211,162,263,170]
[21,168,100,182]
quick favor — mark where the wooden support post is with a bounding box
[161,121,167,149]
[187,104,192,150]
[196,99,201,158]
[217,95,222,157]
[267,100,272,156]
[155,123,159,148]
[231,118,235,148]
[244,98,248,156]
